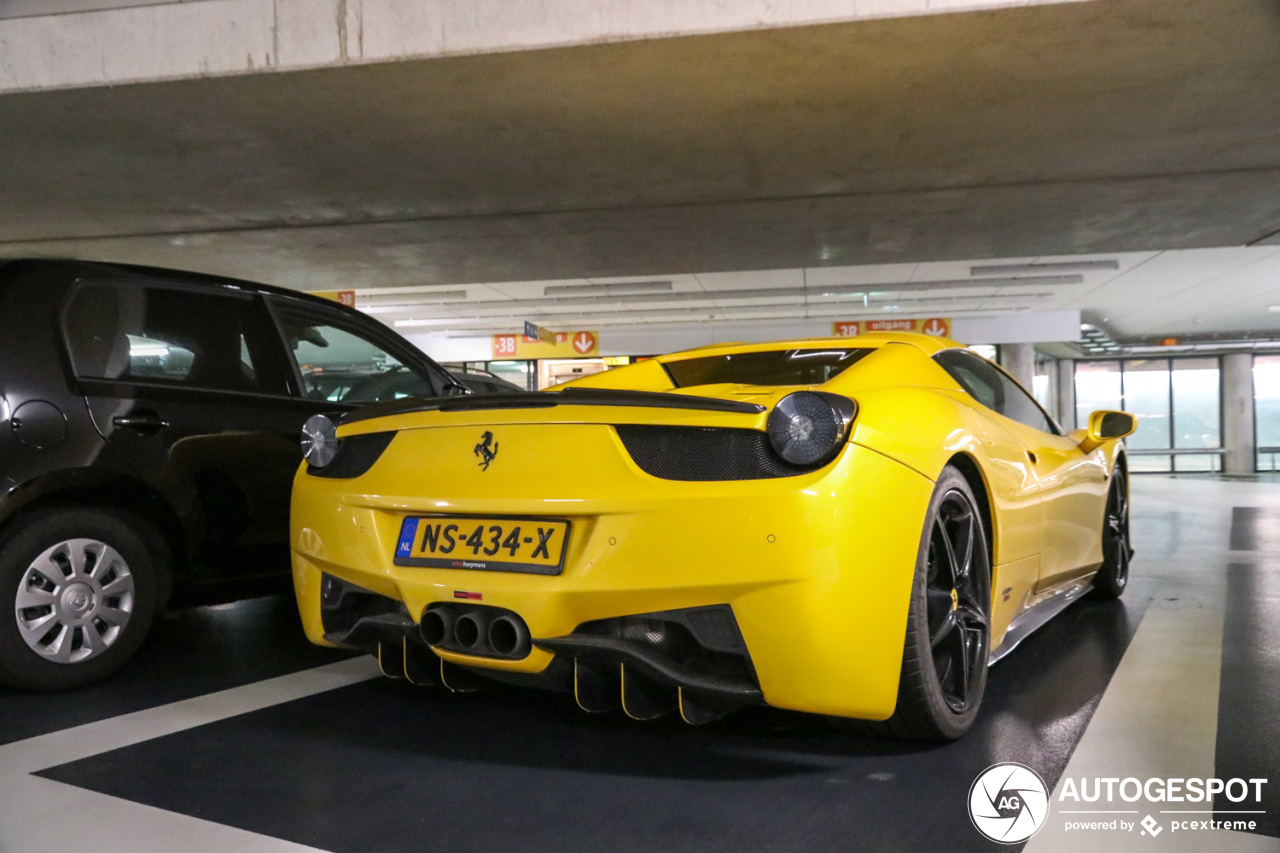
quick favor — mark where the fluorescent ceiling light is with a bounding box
[970,261,1118,276]
[358,305,413,315]
[359,289,469,308]
[543,281,672,296]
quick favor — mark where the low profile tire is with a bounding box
[875,466,993,741]
[0,508,161,691]
[1091,467,1131,600]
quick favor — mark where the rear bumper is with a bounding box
[290,428,933,720]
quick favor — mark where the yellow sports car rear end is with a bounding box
[291,334,1134,739]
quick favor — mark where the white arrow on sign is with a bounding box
[922,319,948,337]
[573,332,596,353]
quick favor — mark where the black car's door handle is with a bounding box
[112,411,169,434]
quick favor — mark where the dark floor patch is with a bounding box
[1228,506,1280,551]
[1132,510,1187,562]
[0,594,353,745]
[38,581,1155,853]
[1215,563,1280,838]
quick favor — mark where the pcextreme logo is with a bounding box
[969,763,1051,844]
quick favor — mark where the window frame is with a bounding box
[263,294,454,405]
[58,276,293,401]
[934,348,1064,436]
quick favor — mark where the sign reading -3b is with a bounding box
[312,290,356,308]
[833,318,951,338]
[493,330,600,359]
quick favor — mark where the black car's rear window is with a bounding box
[663,348,873,388]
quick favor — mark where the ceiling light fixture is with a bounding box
[970,260,1119,277]
[543,280,673,296]
[357,289,469,308]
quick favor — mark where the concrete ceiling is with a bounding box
[2,0,1280,337]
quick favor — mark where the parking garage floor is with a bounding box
[1,476,1277,853]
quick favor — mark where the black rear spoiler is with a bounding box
[340,387,765,425]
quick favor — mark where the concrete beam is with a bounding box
[0,0,1089,94]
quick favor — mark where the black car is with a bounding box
[0,259,461,690]
[443,366,527,395]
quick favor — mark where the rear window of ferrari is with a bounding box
[663,348,873,388]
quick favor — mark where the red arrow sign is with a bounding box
[573,331,597,354]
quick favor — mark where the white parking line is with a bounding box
[0,656,380,853]
[1026,478,1280,853]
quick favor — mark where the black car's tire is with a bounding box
[872,466,993,741]
[0,508,161,691]
[1091,467,1131,600]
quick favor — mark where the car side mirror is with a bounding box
[1078,409,1136,454]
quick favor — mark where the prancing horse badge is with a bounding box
[474,431,499,471]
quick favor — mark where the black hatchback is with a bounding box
[0,259,460,690]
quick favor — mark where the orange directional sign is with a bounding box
[832,318,951,338]
[572,331,597,354]
[312,290,356,307]
[920,318,950,337]
[492,330,600,359]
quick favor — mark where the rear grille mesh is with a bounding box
[614,425,809,481]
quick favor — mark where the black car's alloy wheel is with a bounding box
[1092,467,1131,599]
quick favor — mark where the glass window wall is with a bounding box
[1254,356,1280,471]
[1074,357,1222,473]
[1171,358,1221,471]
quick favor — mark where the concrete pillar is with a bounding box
[1055,358,1076,431]
[1222,352,1255,475]
[999,343,1036,397]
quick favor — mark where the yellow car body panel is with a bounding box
[291,332,1127,722]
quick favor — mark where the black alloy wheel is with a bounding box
[863,465,992,742]
[924,489,991,715]
[1092,468,1131,599]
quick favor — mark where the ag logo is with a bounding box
[473,430,499,471]
[968,762,1049,844]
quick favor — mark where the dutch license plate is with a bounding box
[393,516,570,575]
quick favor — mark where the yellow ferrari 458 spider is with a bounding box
[291,332,1135,740]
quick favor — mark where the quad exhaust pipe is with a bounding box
[418,608,456,647]
[419,605,531,660]
[488,614,530,657]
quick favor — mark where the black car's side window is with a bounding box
[934,349,1059,435]
[62,282,287,395]
[270,302,436,404]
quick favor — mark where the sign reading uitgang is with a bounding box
[833,318,952,338]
